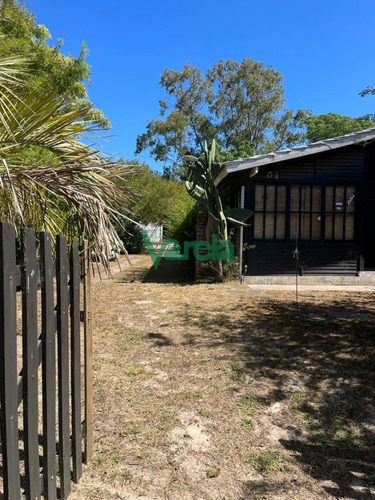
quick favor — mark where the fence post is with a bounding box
[70,239,82,482]
[40,232,57,500]
[83,240,93,464]
[22,228,41,500]
[56,235,71,499]
[0,223,21,499]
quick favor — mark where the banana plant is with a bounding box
[185,139,253,244]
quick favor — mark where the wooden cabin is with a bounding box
[217,128,375,277]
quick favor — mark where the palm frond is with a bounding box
[0,159,134,268]
[0,56,135,270]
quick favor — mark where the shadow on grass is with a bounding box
[182,294,375,499]
[116,257,194,285]
[147,332,174,346]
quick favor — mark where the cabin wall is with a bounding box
[227,144,371,276]
[364,148,375,268]
[251,146,364,182]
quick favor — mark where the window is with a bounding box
[254,184,286,239]
[253,183,356,241]
[290,185,322,240]
[325,185,355,240]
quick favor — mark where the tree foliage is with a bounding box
[0,0,110,129]
[359,86,375,98]
[0,2,132,268]
[114,161,197,250]
[136,58,310,177]
[304,113,375,143]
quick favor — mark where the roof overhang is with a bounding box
[216,127,375,184]
[214,164,258,186]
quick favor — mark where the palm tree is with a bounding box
[0,55,133,268]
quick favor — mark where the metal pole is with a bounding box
[239,185,245,283]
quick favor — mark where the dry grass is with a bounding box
[70,255,375,500]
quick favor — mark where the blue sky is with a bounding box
[28,0,375,171]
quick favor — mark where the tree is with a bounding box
[304,113,375,143]
[0,9,131,268]
[113,160,197,251]
[359,86,375,123]
[136,58,310,177]
[359,86,375,98]
[207,59,308,156]
[0,0,110,129]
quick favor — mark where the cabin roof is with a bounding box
[217,127,375,184]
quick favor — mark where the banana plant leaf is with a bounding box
[226,217,252,227]
[188,163,206,178]
[184,154,199,163]
[224,208,253,222]
[211,162,221,181]
[185,181,208,205]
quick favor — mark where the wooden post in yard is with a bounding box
[83,240,93,463]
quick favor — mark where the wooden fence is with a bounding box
[0,222,93,499]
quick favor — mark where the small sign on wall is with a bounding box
[346,194,355,205]
[266,171,279,179]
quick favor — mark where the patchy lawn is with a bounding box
[70,255,375,500]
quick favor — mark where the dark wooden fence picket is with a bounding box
[57,235,71,500]
[22,228,41,500]
[0,223,21,500]
[40,232,57,500]
[70,240,82,484]
[0,222,92,499]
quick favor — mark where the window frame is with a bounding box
[253,183,287,240]
[252,181,358,242]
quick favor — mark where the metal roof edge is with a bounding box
[214,164,228,186]
[221,127,375,176]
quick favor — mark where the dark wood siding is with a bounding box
[245,242,296,275]
[315,149,364,179]
[255,160,315,181]
[246,242,359,276]
[252,146,365,183]
[364,148,375,267]
[299,243,359,275]
[225,144,369,276]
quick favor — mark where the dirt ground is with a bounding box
[70,255,375,500]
